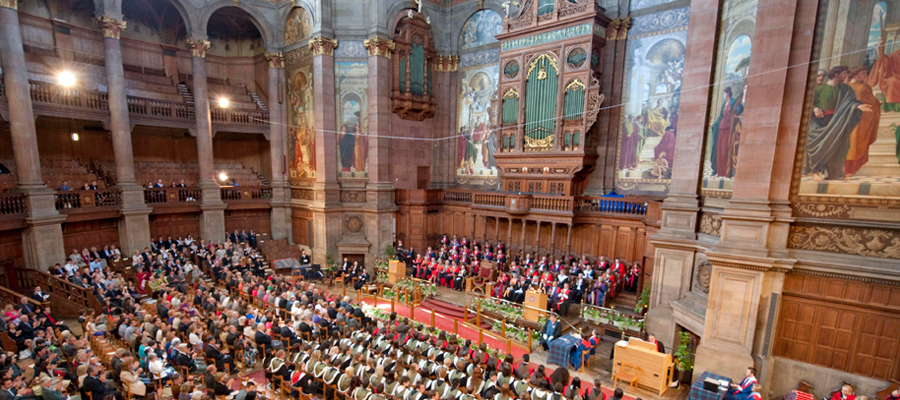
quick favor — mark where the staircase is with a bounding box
[13,267,99,317]
[177,82,195,105]
[248,91,268,112]
[418,299,492,330]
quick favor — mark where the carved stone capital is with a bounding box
[617,16,632,40]
[186,38,211,58]
[363,36,396,59]
[265,52,285,69]
[95,16,127,39]
[433,55,459,72]
[308,36,338,57]
[0,0,17,10]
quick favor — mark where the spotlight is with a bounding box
[218,172,228,181]
[58,71,76,87]
[71,133,79,141]
[218,98,230,108]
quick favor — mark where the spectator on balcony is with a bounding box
[88,181,98,190]
[110,245,121,260]
[154,179,165,188]
[81,249,92,264]
[69,249,86,267]
[59,181,71,191]
[175,179,187,188]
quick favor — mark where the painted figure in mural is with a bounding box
[483,129,497,169]
[619,115,646,170]
[354,117,368,173]
[458,126,477,174]
[806,66,874,182]
[844,67,881,176]
[816,69,827,86]
[646,99,668,137]
[338,119,359,172]
[284,8,311,45]
[868,17,900,105]
[654,125,676,169]
[710,87,737,178]
[290,71,315,177]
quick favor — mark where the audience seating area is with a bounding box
[0,158,105,191]
[93,160,267,187]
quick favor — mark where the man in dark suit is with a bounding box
[81,366,121,400]
[204,337,235,372]
[254,324,273,357]
[539,314,562,351]
[354,270,370,291]
[157,301,170,320]
[173,344,196,372]
[1,378,36,400]
[31,287,49,303]
[16,298,35,316]
[280,325,299,346]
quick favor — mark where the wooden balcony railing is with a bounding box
[211,108,270,125]
[0,193,26,219]
[438,190,649,218]
[55,189,121,212]
[0,285,48,310]
[576,196,648,215]
[29,80,109,110]
[221,186,272,202]
[127,96,194,120]
[144,187,201,205]
[14,268,101,311]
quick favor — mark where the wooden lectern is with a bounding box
[388,260,406,284]
[523,291,547,322]
[612,339,674,395]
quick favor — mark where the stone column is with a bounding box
[0,0,65,269]
[494,217,500,241]
[550,223,557,255]
[187,38,226,242]
[506,218,513,248]
[565,223,572,255]
[694,0,814,386]
[535,221,541,254]
[431,55,459,188]
[97,16,151,254]
[265,52,292,242]
[645,0,723,349]
[308,36,341,265]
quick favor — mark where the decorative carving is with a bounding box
[606,18,621,41]
[788,225,900,260]
[363,36,396,59]
[285,46,313,65]
[0,0,17,10]
[793,203,851,218]
[95,16,127,39]
[524,135,554,152]
[617,16,632,40]
[699,213,722,237]
[291,188,314,200]
[340,191,367,203]
[264,52,285,69]
[186,39,211,58]
[694,259,712,293]
[345,215,363,233]
[308,36,338,57]
[584,92,604,120]
[501,23,594,52]
[433,55,459,72]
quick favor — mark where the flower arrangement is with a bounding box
[581,304,644,332]
[393,278,437,299]
[491,320,541,349]
[476,297,524,321]
[674,331,694,372]
[635,285,651,315]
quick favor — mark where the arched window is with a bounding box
[524,54,559,151]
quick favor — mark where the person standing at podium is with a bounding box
[539,314,562,351]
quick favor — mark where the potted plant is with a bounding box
[635,285,651,315]
[384,245,395,260]
[673,331,695,384]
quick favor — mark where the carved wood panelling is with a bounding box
[149,213,200,240]
[62,220,120,252]
[783,273,900,311]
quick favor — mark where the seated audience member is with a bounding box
[725,367,758,400]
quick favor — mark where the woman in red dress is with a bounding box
[135,266,150,295]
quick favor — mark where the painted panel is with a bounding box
[336,61,369,178]
[702,0,757,195]
[288,63,316,183]
[460,10,503,50]
[284,7,312,46]
[615,7,690,196]
[797,0,900,200]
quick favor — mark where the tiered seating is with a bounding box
[0,159,105,191]
[207,80,265,111]
[258,238,301,264]
[93,160,265,187]
[123,66,185,103]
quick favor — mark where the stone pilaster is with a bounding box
[309,36,341,265]
[431,54,458,189]
[98,15,150,253]
[644,0,723,350]
[0,1,65,268]
[187,37,226,242]
[265,52,292,242]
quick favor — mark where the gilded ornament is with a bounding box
[524,135,554,151]
[788,225,900,260]
[95,16,127,39]
[0,0,17,10]
[308,36,339,57]
[617,16,632,40]
[264,52,285,69]
[186,38,211,58]
[363,36,396,59]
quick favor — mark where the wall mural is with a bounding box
[456,10,503,186]
[288,63,316,183]
[702,0,757,196]
[335,61,369,178]
[615,7,690,196]
[796,0,900,203]
[284,7,311,46]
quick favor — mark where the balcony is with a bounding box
[221,186,272,209]
[0,79,269,134]
[440,189,649,220]
[0,193,27,223]
[55,189,122,220]
[144,187,202,212]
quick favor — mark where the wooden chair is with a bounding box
[876,380,900,400]
[578,347,592,372]
[280,375,297,400]
[613,362,640,393]
[466,264,494,294]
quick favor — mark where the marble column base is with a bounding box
[644,239,698,349]
[311,210,343,265]
[23,215,66,270]
[693,340,755,384]
[270,204,292,241]
[200,207,226,243]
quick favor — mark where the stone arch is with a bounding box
[384,1,439,35]
[199,0,276,46]
[282,5,314,47]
